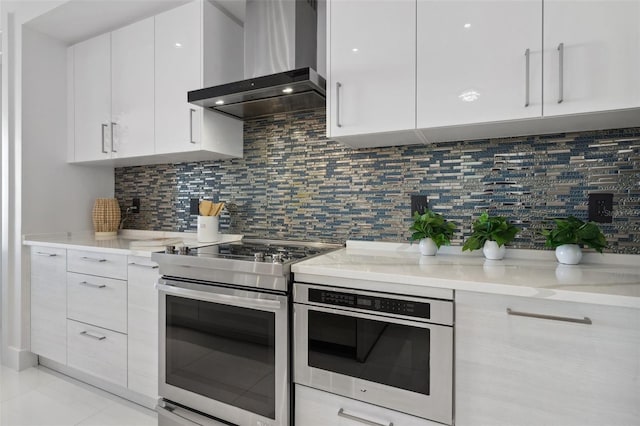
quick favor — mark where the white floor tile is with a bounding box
[0,365,157,426]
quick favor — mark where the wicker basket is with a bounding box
[92,198,121,236]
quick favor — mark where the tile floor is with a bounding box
[0,364,157,426]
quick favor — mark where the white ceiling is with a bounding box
[25,0,245,46]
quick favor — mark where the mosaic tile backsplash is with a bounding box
[115,110,640,254]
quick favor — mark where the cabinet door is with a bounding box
[455,291,640,426]
[155,1,203,154]
[127,257,160,399]
[111,17,155,158]
[74,33,112,162]
[328,0,416,137]
[543,0,640,116]
[417,0,542,128]
[30,247,67,364]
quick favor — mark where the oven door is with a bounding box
[294,302,453,425]
[157,278,289,426]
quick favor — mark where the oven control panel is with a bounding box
[308,288,431,319]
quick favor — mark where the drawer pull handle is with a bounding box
[80,256,107,263]
[128,262,159,269]
[79,281,106,289]
[507,308,592,325]
[337,408,393,426]
[35,252,57,257]
[80,331,106,341]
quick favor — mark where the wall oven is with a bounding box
[157,277,289,426]
[293,283,454,425]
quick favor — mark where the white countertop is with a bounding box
[23,230,244,257]
[292,241,640,309]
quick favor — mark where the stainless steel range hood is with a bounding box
[188,0,326,120]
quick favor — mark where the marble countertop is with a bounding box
[23,230,243,257]
[292,241,640,308]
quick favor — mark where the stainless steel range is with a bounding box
[152,239,341,426]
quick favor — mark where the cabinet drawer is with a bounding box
[67,319,127,388]
[67,272,127,333]
[67,249,127,280]
[295,385,439,426]
[30,246,67,364]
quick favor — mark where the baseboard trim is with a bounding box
[38,357,157,409]
[1,346,37,370]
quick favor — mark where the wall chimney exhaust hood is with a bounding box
[188,0,326,120]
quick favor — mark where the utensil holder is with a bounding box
[92,198,121,237]
[197,216,219,242]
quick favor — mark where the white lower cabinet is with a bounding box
[295,384,439,426]
[455,291,640,426]
[30,246,67,365]
[67,272,127,333]
[127,256,160,399]
[67,319,127,388]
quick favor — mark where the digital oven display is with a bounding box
[308,288,431,319]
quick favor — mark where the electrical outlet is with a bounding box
[132,198,140,214]
[588,193,613,223]
[190,198,200,215]
[411,195,429,215]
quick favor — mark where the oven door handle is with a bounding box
[156,283,282,311]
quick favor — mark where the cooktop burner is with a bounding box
[194,240,331,263]
[153,238,343,292]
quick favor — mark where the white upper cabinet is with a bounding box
[111,17,155,158]
[73,33,112,162]
[155,0,243,159]
[417,0,542,128]
[327,0,416,138]
[543,0,640,116]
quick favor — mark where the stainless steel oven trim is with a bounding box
[294,283,454,326]
[293,302,453,425]
[158,278,289,426]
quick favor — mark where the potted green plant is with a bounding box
[409,209,457,256]
[541,216,607,264]
[462,212,519,260]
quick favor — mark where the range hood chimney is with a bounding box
[188,0,326,120]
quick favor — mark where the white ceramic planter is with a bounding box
[419,238,438,256]
[482,240,506,260]
[555,244,582,265]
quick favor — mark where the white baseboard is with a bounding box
[1,346,37,371]
[38,357,157,409]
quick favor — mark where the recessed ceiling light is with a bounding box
[282,87,294,94]
[352,48,359,52]
[215,100,224,105]
[175,42,183,48]
[464,23,471,29]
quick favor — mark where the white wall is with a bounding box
[1,0,114,370]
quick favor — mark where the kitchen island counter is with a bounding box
[292,241,640,308]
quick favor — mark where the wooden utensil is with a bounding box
[199,200,213,216]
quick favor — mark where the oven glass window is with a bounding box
[308,310,430,395]
[166,295,276,419]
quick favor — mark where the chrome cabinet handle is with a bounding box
[79,281,106,289]
[336,82,343,128]
[101,124,108,153]
[80,331,106,341]
[557,42,564,104]
[507,308,592,325]
[110,122,117,152]
[524,48,530,107]
[80,256,107,263]
[338,408,393,426]
[189,108,196,144]
[35,252,57,257]
[128,262,159,269]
